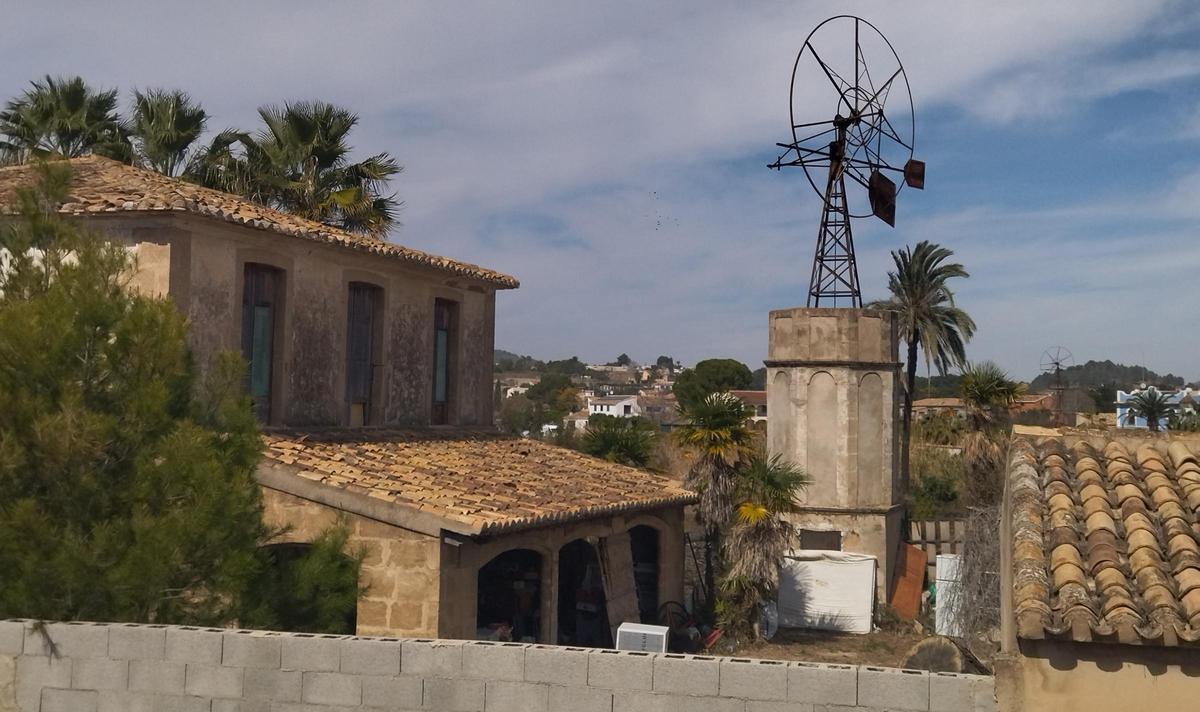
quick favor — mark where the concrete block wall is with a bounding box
[0,620,996,712]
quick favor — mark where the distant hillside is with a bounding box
[494,349,545,372]
[1029,359,1185,391]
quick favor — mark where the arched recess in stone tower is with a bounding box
[856,371,884,506]
[769,370,791,459]
[806,370,838,505]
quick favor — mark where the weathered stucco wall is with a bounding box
[71,212,500,429]
[766,308,903,599]
[995,639,1200,712]
[0,620,996,712]
[260,488,442,638]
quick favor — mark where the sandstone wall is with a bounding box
[261,488,441,638]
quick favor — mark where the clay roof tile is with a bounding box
[1009,436,1200,648]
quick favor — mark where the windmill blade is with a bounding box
[869,170,896,226]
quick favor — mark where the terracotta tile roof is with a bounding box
[0,156,518,288]
[261,428,695,535]
[1009,436,1200,646]
[913,397,964,408]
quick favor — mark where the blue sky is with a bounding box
[4,1,1200,381]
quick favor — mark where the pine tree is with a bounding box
[0,162,360,630]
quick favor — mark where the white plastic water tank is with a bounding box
[935,553,966,638]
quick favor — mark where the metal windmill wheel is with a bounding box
[1040,346,1074,375]
[770,15,924,307]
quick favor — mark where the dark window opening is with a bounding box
[800,529,842,551]
[630,526,660,624]
[477,549,542,643]
[241,263,283,423]
[432,299,457,425]
[557,539,611,647]
[623,404,632,415]
[346,283,383,426]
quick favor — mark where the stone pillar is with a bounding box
[766,307,903,601]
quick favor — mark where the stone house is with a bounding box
[998,430,1200,710]
[0,156,693,643]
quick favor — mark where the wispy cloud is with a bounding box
[2,0,1198,380]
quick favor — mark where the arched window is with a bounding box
[477,549,542,642]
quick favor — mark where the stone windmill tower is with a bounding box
[765,16,922,599]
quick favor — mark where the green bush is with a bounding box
[909,446,964,519]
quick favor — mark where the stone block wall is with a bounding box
[0,620,996,712]
[260,488,442,638]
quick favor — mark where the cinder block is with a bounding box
[281,634,342,672]
[0,621,25,655]
[71,656,129,691]
[212,701,272,712]
[41,688,98,712]
[222,631,282,669]
[587,649,653,691]
[463,642,526,681]
[653,654,720,696]
[302,671,362,706]
[969,674,997,712]
[747,701,814,712]
[485,680,548,712]
[98,691,156,712]
[402,639,463,677]
[547,685,613,712]
[340,637,401,676]
[857,666,929,711]
[24,622,109,658]
[787,662,857,706]
[523,646,589,686]
[720,658,788,700]
[184,663,243,698]
[108,625,166,660]
[244,668,301,701]
[98,691,211,712]
[930,672,975,712]
[0,655,13,695]
[128,659,185,694]
[424,677,485,712]
[362,674,422,708]
[613,690,744,712]
[16,655,72,711]
[165,628,223,665]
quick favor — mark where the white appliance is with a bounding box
[614,622,669,652]
[777,550,876,634]
[935,553,965,637]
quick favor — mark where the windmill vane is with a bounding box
[1040,346,1074,425]
[769,15,924,307]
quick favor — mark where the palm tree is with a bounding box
[580,414,657,467]
[674,392,757,612]
[959,360,1023,430]
[1124,388,1173,432]
[192,101,401,236]
[959,361,1021,507]
[129,89,208,176]
[867,241,975,497]
[720,454,808,639]
[0,76,130,164]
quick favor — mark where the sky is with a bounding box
[3,1,1200,381]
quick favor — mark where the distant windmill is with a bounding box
[769,15,925,307]
[1040,346,1075,425]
